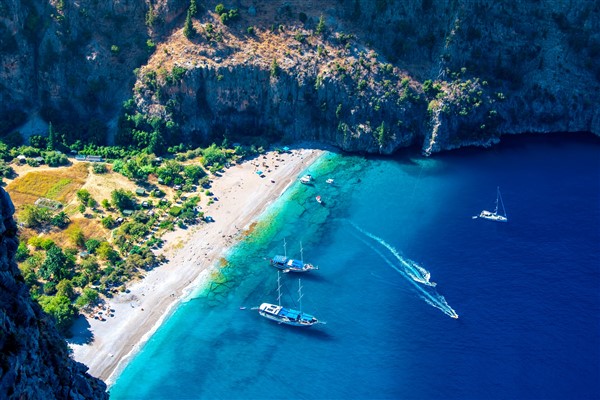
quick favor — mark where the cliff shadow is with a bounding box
[67,315,94,345]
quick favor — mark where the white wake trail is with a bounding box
[352,223,436,287]
[351,223,458,319]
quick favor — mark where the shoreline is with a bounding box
[68,147,325,384]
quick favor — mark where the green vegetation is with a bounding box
[316,15,325,35]
[270,58,280,78]
[215,4,239,25]
[184,10,196,39]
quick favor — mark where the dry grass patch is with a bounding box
[7,163,89,209]
[74,217,110,241]
[46,219,107,249]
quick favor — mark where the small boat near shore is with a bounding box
[270,240,318,272]
[300,174,313,184]
[326,178,334,184]
[316,195,322,204]
[258,272,321,327]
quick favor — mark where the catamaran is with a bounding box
[476,186,508,222]
[258,272,321,327]
[270,240,318,272]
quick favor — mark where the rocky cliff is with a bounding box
[1,0,599,154]
[0,188,108,399]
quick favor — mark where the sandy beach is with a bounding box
[69,147,324,384]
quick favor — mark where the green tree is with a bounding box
[376,121,390,147]
[85,238,101,253]
[92,163,108,174]
[316,15,325,35]
[97,242,119,263]
[30,134,47,149]
[75,288,99,310]
[184,10,195,39]
[201,144,227,166]
[183,164,206,183]
[101,215,115,229]
[39,245,73,282]
[38,295,76,332]
[16,242,30,262]
[18,204,52,228]
[111,189,136,211]
[47,122,57,151]
[270,58,280,77]
[50,211,70,228]
[76,189,91,205]
[157,160,183,186]
[56,279,75,300]
[189,0,198,16]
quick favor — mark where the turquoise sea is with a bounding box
[110,133,600,399]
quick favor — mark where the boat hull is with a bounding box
[270,256,317,272]
[258,303,318,326]
[479,210,508,222]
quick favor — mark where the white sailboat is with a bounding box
[476,186,508,222]
[270,239,318,272]
[258,272,321,327]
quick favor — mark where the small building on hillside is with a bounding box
[16,155,26,163]
[86,155,103,162]
[135,188,146,196]
[122,209,134,216]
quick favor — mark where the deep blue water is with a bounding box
[110,133,600,399]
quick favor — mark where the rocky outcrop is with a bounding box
[0,188,108,399]
[1,0,599,154]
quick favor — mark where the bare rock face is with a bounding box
[0,188,108,399]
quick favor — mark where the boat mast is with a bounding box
[300,241,304,264]
[297,279,303,313]
[494,186,500,215]
[277,271,282,307]
[283,238,287,258]
[498,187,507,218]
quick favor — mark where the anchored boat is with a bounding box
[476,186,508,222]
[258,272,321,327]
[300,174,313,184]
[270,240,318,273]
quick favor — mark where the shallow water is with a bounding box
[111,133,600,399]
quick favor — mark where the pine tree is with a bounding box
[189,0,197,17]
[47,122,56,151]
[316,15,325,35]
[270,58,279,77]
[183,10,195,39]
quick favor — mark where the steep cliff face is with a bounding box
[0,0,175,137]
[1,0,599,154]
[0,188,108,399]
[130,0,599,154]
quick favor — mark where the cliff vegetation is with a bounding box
[0,0,597,155]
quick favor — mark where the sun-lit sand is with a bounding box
[68,147,324,384]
